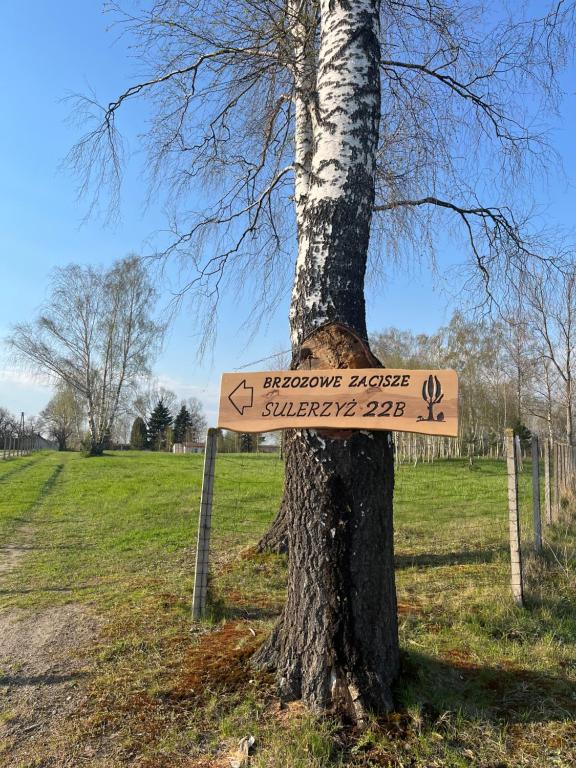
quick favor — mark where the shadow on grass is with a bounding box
[395,545,507,569]
[0,543,92,552]
[38,462,65,499]
[202,587,283,623]
[398,649,576,724]
[80,452,125,459]
[223,604,282,621]
[6,463,67,521]
[0,584,95,596]
[15,544,94,553]
[0,672,87,687]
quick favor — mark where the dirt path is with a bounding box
[0,524,35,578]
[0,606,99,763]
[0,470,100,766]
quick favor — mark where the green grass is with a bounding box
[1,451,206,609]
[0,451,575,767]
[0,452,65,540]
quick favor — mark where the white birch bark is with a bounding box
[290,0,315,224]
[289,0,381,350]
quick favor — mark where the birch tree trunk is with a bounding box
[563,281,573,445]
[566,378,573,446]
[254,0,399,718]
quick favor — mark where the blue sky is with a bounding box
[1,2,575,426]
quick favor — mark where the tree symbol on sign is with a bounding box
[417,375,445,422]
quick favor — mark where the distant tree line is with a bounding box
[15,377,207,454]
[372,303,576,451]
[8,256,165,456]
[129,394,207,451]
[6,253,213,455]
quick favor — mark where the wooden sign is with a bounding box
[218,368,458,436]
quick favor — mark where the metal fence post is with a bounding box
[506,429,524,607]
[192,428,218,620]
[532,436,542,555]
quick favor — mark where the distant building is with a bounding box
[172,442,204,454]
[258,444,279,454]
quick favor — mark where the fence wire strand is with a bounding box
[192,432,576,619]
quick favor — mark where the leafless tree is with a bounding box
[526,268,576,445]
[500,309,539,428]
[39,384,85,451]
[68,1,574,321]
[110,412,134,446]
[8,256,164,455]
[183,397,207,441]
[528,355,562,442]
[132,382,178,425]
[0,408,16,443]
[68,0,576,719]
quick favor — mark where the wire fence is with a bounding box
[192,430,576,619]
[393,432,507,464]
[393,454,512,612]
[192,437,285,619]
[212,453,284,543]
[1,430,56,459]
[522,438,576,606]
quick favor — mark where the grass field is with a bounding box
[0,450,575,767]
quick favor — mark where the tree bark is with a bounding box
[254,0,399,718]
[566,385,573,446]
[566,316,573,446]
[254,429,398,718]
[255,493,289,554]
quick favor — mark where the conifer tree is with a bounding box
[147,399,173,451]
[173,404,192,444]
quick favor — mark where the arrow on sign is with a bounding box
[228,379,254,415]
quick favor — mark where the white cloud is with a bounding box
[154,373,220,425]
[0,368,53,416]
[0,367,52,387]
